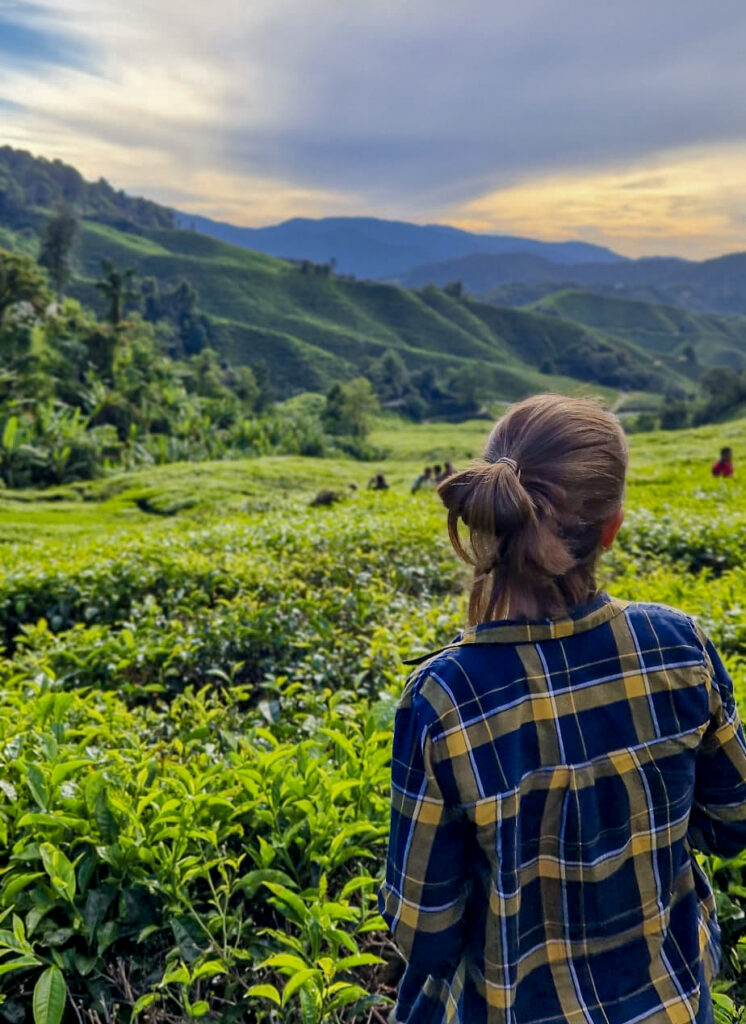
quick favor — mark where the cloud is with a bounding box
[448,145,746,258]
[1,0,746,255]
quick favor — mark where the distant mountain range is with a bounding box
[3,144,746,407]
[173,212,624,279]
[175,211,746,318]
[395,250,746,316]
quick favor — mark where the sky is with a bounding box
[1,0,746,259]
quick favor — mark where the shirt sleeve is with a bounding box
[688,635,746,857]
[378,674,473,1011]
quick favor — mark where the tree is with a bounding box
[140,276,162,322]
[0,173,24,223]
[693,366,746,425]
[659,397,689,430]
[230,365,259,407]
[0,249,50,324]
[186,348,227,399]
[95,259,138,325]
[253,361,274,413]
[701,367,745,414]
[681,344,698,366]
[167,280,208,355]
[448,364,482,413]
[38,205,79,301]
[322,378,379,438]
[369,349,409,401]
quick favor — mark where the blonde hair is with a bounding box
[437,394,628,624]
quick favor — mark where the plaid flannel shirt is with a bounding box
[379,593,746,1024]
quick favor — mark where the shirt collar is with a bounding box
[459,591,626,645]
[402,592,627,665]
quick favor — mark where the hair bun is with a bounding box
[438,459,533,538]
[437,393,628,623]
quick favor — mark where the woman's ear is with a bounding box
[601,507,624,550]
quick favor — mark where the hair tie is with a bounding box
[495,456,519,474]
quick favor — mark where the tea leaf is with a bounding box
[32,966,66,1024]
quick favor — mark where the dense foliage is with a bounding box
[0,148,173,232]
[0,420,745,1022]
[0,248,389,487]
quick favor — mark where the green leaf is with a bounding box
[131,993,160,1018]
[299,986,319,1024]
[32,966,66,1024]
[326,983,369,1011]
[191,960,226,981]
[96,920,118,956]
[246,984,281,1005]
[50,760,92,788]
[39,844,75,902]
[170,916,204,963]
[94,790,119,844]
[26,906,51,939]
[73,953,97,977]
[161,964,190,986]
[237,868,297,896]
[2,417,18,453]
[262,882,308,925]
[319,727,357,760]
[335,953,385,970]
[0,955,40,977]
[262,953,308,973]
[339,875,377,900]
[83,886,116,935]
[281,969,321,1007]
[1,873,44,904]
[26,766,48,811]
[188,1001,209,1018]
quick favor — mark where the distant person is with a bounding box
[433,464,443,482]
[380,394,746,1024]
[368,472,390,490]
[712,446,734,478]
[437,460,455,482]
[309,489,342,507]
[411,466,434,493]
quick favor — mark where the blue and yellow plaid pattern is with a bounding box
[379,594,746,1024]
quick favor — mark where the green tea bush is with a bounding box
[1,458,746,1021]
[0,674,394,1022]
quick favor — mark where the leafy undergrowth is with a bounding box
[1,422,746,1021]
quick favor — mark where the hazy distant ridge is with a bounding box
[174,212,625,279]
[397,250,746,316]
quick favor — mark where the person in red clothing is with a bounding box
[712,446,734,477]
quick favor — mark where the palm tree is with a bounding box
[95,259,138,325]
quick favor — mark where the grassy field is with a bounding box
[1,416,746,1023]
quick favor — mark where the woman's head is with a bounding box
[437,394,628,624]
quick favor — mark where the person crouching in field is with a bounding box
[380,394,746,1024]
[712,446,734,477]
[411,466,434,493]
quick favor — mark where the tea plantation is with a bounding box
[1,416,746,1024]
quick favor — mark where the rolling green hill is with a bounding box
[0,145,695,403]
[529,289,746,371]
[0,210,679,401]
